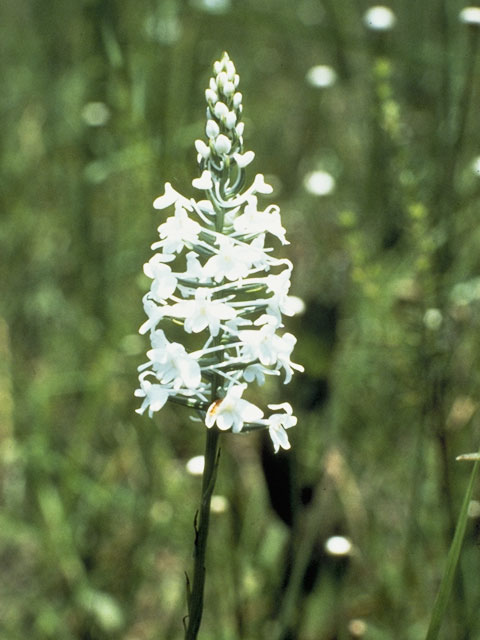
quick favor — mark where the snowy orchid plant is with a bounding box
[135,52,303,453]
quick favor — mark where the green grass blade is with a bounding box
[425,458,480,640]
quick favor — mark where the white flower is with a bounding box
[238,325,303,382]
[303,170,335,196]
[214,134,232,155]
[364,6,396,31]
[233,151,255,168]
[265,269,290,302]
[204,236,255,282]
[460,7,480,25]
[285,296,306,316]
[274,333,304,383]
[185,251,208,281]
[152,205,201,254]
[139,298,164,334]
[205,384,263,432]
[251,173,273,194]
[153,183,178,210]
[239,323,280,366]
[146,332,201,389]
[167,287,236,336]
[233,197,287,243]
[143,256,177,301]
[195,139,211,159]
[305,65,337,89]
[266,403,297,453]
[241,235,271,271]
[153,183,193,211]
[264,270,302,319]
[135,378,169,417]
[192,170,213,190]
[243,363,269,385]
[472,156,480,175]
[136,52,302,452]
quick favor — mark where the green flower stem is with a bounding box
[184,426,220,640]
[425,454,480,640]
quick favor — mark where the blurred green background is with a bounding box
[2,0,480,638]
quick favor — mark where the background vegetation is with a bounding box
[2,0,480,638]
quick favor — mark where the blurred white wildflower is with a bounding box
[303,170,336,196]
[423,308,443,330]
[468,500,480,517]
[348,619,367,637]
[305,65,337,88]
[364,6,397,31]
[191,0,231,15]
[472,156,480,175]
[324,535,353,556]
[135,52,303,452]
[459,7,480,25]
[186,455,205,475]
[210,495,229,513]
[82,102,110,127]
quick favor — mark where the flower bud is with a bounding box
[225,111,237,129]
[214,101,229,119]
[233,92,242,109]
[206,119,220,138]
[214,134,232,155]
[225,60,236,80]
[205,88,218,104]
[223,81,235,97]
[217,71,228,88]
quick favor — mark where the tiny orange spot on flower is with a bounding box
[206,398,225,428]
[207,398,223,417]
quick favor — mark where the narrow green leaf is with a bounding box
[425,457,480,640]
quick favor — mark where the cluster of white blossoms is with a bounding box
[135,52,303,452]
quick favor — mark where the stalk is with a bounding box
[184,427,220,639]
